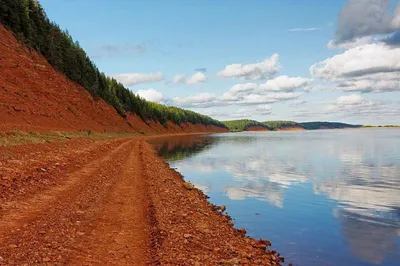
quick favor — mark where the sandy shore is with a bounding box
[0,135,283,265]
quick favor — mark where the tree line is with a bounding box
[222,120,361,132]
[0,0,226,128]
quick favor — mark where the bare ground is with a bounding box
[0,137,283,265]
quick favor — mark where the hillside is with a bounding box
[223,120,362,132]
[300,122,362,130]
[264,121,305,131]
[222,119,269,132]
[0,0,227,133]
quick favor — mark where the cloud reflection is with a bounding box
[156,131,400,264]
[225,180,284,208]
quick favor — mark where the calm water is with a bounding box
[149,129,400,266]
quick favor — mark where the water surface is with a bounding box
[149,129,400,266]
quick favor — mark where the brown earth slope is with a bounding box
[0,25,226,134]
[0,137,283,265]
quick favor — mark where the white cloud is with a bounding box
[327,36,376,50]
[288,27,320,32]
[311,43,400,81]
[336,94,365,105]
[173,91,301,108]
[223,76,311,100]
[337,79,400,93]
[334,0,395,44]
[233,105,272,118]
[259,76,313,92]
[172,72,208,85]
[173,93,218,107]
[323,94,400,118]
[255,105,272,114]
[114,72,164,86]
[310,43,400,93]
[290,93,400,120]
[136,88,165,103]
[217,54,280,80]
[186,72,208,85]
[172,73,186,84]
[173,74,310,108]
[290,99,307,106]
[227,83,258,95]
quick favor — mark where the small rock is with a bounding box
[240,258,250,264]
[183,234,192,238]
[238,228,246,235]
[226,258,240,265]
[40,168,47,172]
[220,205,226,212]
[9,244,18,248]
[203,229,211,234]
[42,257,51,262]
[183,182,195,190]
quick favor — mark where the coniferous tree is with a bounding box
[0,0,227,129]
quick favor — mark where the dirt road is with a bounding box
[0,137,283,265]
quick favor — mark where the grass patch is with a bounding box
[0,130,140,147]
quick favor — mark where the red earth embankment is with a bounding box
[246,126,270,131]
[0,25,227,134]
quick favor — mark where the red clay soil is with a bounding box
[0,25,227,134]
[246,126,270,132]
[0,137,284,265]
[276,127,305,131]
[0,23,282,265]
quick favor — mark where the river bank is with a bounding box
[0,133,283,265]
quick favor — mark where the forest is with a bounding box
[222,120,270,132]
[0,0,226,128]
[222,120,361,132]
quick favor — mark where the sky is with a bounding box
[39,0,400,125]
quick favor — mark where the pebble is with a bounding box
[183,182,195,190]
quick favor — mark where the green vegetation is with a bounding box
[299,122,361,130]
[263,121,300,130]
[222,120,269,132]
[0,0,226,129]
[156,138,215,162]
[363,125,400,128]
[223,120,301,131]
[223,120,362,132]
[0,130,139,146]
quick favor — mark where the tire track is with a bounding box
[0,139,139,265]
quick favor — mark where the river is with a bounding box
[149,128,400,266]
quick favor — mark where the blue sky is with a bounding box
[40,0,400,125]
